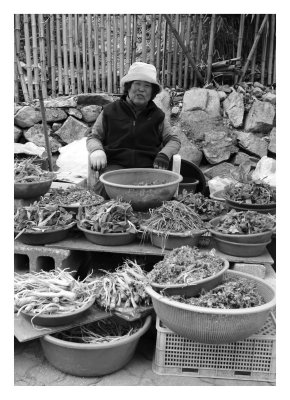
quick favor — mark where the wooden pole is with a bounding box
[178,16,185,88]
[106,14,112,93]
[142,14,147,62]
[38,14,47,98]
[239,14,268,83]
[74,14,82,93]
[172,14,179,88]
[235,14,245,83]
[150,14,156,64]
[166,19,173,88]
[113,15,118,93]
[206,14,216,84]
[31,14,40,99]
[100,14,106,91]
[161,19,167,86]
[49,14,56,97]
[273,46,276,85]
[81,14,88,93]
[132,14,137,62]
[250,14,260,82]
[156,15,162,78]
[16,55,29,102]
[14,35,19,103]
[68,14,75,94]
[194,14,203,87]
[56,14,63,95]
[93,15,100,92]
[62,14,69,95]
[164,14,203,84]
[125,14,131,74]
[190,15,197,87]
[87,14,94,92]
[23,14,33,100]
[14,15,21,102]
[38,86,53,172]
[267,14,275,85]
[119,15,125,84]
[184,15,191,89]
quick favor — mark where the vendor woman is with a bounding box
[86,61,181,197]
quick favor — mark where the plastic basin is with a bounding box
[14,222,75,245]
[225,198,276,215]
[146,270,276,344]
[14,178,54,199]
[77,224,136,246]
[148,228,207,250]
[100,168,183,211]
[40,315,152,377]
[178,178,199,194]
[213,237,271,257]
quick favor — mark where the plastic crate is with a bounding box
[153,313,276,382]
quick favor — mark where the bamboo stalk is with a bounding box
[23,14,34,100]
[46,16,51,83]
[14,35,19,103]
[49,15,56,97]
[74,14,82,93]
[156,14,162,78]
[273,46,276,85]
[113,15,118,93]
[194,14,203,87]
[56,14,63,95]
[15,14,21,55]
[142,14,147,62]
[16,55,30,102]
[184,15,191,89]
[166,19,173,88]
[260,18,268,85]
[164,14,203,84]
[161,18,167,86]
[38,14,47,98]
[93,15,100,92]
[239,14,268,83]
[250,14,260,82]
[125,14,131,74]
[31,14,40,99]
[100,14,106,91]
[172,14,179,88]
[150,14,156,64]
[267,14,275,85]
[81,14,88,93]
[68,14,75,94]
[38,86,53,172]
[178,16,185,88]
[235,14,245,83]
[119,14,124,83]
[87,14,94,92]
[106,14,112,93]
[189,15,197,87]
[132,14,137,62]
[206,14,216,84]
[62,14,69,94]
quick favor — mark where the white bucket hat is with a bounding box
[120,62,162,92]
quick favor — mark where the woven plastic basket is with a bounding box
[146,270,276,344]
[153,313,276,382]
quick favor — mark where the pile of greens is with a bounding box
[40,186,104,207]
[147,246,225,285]
[224,181,276,204]
[77,199,137,233]
[176,191,226,221]
[14,203,75,232]
[14,158,54,183]
[211,209,276,234]
[169,277,265,309]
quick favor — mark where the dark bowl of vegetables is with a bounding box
[224,182,276,214]
[145,269,276,344]
[147,246,229,297]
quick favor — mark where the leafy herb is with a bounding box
[40,186,104,207]
[14,157,54,183]
[224,181,276,204]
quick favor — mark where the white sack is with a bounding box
[14,142,47,158]
[251,156,276,187]
[56,138,88,181]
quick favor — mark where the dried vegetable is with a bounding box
[141,200,206,235]
[77,199,137,233]
[92,259,151,313]
[176,191,226,220]
[14,268,96,319]
[224,181,276,204]
[169,277,265,309]
[211,209,276,234]
[147,246,225,285]
[14,203,75,233]
[52,317,143,344]
[14,157,54,183]
[40,186,104,207]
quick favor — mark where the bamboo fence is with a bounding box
[14,14,276,102]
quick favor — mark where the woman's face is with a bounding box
[128,80,153,107]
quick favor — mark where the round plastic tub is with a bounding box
[148,228,207,250]
[40,315,152,377]
[77,224,136,246]
[14,222,76,245]
[14,178,54,199]
[213,237,271,257]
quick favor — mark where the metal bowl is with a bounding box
[100,168,183,211]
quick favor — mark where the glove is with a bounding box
[153,153,170,170]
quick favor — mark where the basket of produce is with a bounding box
[176,191,227,221]
[14,269,96,327]
[40,186,104,213]
[224,181,276,214]
[40,315,152,377]
[140,200,207,250]
[90,259,153,321]
[14,158,55,199]
[99,168,183,211]
[147,246,229,297]
[14,203,75,245]
[145,270,276,344]
[77,199,137,246]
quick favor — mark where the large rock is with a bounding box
[177,130,203,166]
[54,116,90,144]
[24,124,62,153]
[14,126,22,142]
[268,127,276,154]
[44,108,67,123]
[14,106,42,128]
[76,93,114,106]
[181,88,220,119]
[222,91,244,128]
[180,116,228,144]
[204,162,237,179]
[67,108,83,119]
[262,92,276,105]
[153,89,171,119]
[233,152,259,167]
[244,100,275,134]
[202,130,238,164]
[236,131,268,158]
[79,105,102,123]
[40,96,78,108]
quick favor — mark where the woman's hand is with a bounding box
[153,152,170,170]
[90,150,107,171]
